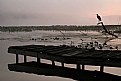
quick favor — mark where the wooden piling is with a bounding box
[16,54,18,64]
[82,64,85,70]
[100,66,104,72]
[52,60,55,66]
[24,55,27,63]
[61,62,64,67]
[37,58,40,63]
[37,53,40,63]
[77,64,80,70]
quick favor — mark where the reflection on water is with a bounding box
[8,62,121,81]
[1,30,121,81]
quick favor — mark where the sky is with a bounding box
[0,0,121,26]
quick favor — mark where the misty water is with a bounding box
[1,30,121,81]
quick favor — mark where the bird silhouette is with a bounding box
[96,14,102,21]
[96,14,118,38]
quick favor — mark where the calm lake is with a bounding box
[1,30,121,81]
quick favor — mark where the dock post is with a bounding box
[37,53,40,63]
[77,64,80,70]
[82,64,85,70]
[100,66,104,72]
[37,58,40,63]
[24,55,27,63]
[61,62,64,67]
[16,54,19,64]
[52,60,55,66]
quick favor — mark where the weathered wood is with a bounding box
[8,45,121,68]
[101,22,118,38]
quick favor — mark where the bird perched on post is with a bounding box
[96,14,102,25]
[96,14,102,21]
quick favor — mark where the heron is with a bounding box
[96,14,102,21]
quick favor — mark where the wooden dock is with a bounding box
[8,45,121,80]
[8,45,121,72]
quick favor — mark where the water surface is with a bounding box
[1,30,121,81]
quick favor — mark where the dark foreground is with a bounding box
[8,45,121,81]
[8,61,121,81]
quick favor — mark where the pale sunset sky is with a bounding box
[0,0,121,26]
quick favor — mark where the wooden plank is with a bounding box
[46,47,68,53]
[45,47,73,54]
[48,48,77,56]
[74,50,97,57]
[62,50,82,56]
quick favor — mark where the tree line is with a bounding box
[0,25,121,32]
